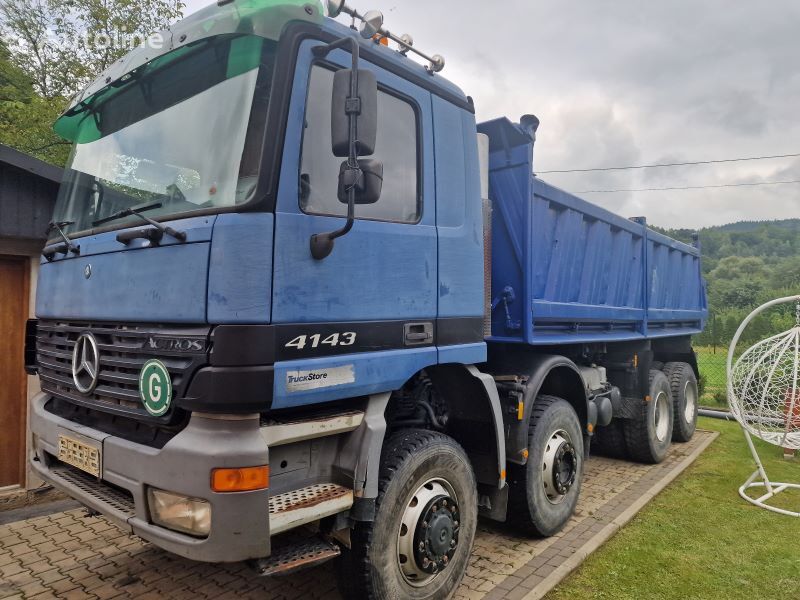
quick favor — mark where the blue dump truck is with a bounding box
[26,1,707,597]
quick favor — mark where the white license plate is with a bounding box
[57,434,101,477]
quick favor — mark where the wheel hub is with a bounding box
[654,390,670,442]
[542,430,578,504]
[684,380,697,424]
[413,495,460,574]
[552,442,577,495]
[397,478,460,586]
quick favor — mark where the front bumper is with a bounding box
[30,392,271,563]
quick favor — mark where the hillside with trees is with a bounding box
[654,219,800,348]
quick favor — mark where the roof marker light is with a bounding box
[327,0,445,73]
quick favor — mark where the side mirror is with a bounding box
[310,36,380,260]
[331,68,377,157]
[337,159,383,205]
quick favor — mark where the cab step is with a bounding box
[252,535,341,577]
[269,483,353,535]
[261,410,364,447]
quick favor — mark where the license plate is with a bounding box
[57,435,101,477]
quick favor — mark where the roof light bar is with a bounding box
[327,0,445,73]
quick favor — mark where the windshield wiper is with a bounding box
[93,202,187,243]
[43,221,80,260]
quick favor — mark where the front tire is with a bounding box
[623,370,673,463]
[662,362,698,442]
[337,429,477,600]
[507,395,584,537]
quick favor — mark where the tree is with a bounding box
[0,37,32,101]
[0,37,69,163]
[712,280,764,310]
[770,258,800,290]
[708,256,768,282]
[1,0,184,98]
[0,0,184,164]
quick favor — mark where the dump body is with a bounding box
[479,118,707,346]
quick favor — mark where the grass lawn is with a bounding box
[546,417,800,600]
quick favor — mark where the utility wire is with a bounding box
[578,179,800,194]
[537,152,800,174]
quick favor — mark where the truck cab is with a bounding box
[32,0,491,580]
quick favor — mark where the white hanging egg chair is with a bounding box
[727,295,800,517]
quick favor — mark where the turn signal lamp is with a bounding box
[211,466,269,492]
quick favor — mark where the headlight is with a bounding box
[147,488,211,537]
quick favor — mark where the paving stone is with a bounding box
[47,577,79,595]
[37,568,66,586]
[0,561,25,578]
[504,585,533,600]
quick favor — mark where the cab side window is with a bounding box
[299,65,420,223]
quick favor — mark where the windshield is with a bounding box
[51,34,275,238]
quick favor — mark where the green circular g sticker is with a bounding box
[139,359,172,416]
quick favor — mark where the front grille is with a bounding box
[45,397,187,449]
[37,320,209,423]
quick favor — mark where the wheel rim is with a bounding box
[683,380,697,424]
[541,429,578,505]
[397,477,460,587]
[654,390,670,442]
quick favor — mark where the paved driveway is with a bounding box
[0,431,716,600]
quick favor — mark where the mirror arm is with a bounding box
[310,36,361,261]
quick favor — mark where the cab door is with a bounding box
[270,40,437,408]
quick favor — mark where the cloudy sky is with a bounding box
[186,0,800,229]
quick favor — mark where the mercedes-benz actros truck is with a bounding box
[26,1,707,597]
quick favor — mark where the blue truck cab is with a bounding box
[27,1,707,598]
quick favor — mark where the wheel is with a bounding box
[651,361,664,372]
[336,429,477,600]
[507,395,584,537]
[623,370,673,463]
[591,420,628,459]
[662,362,698,442]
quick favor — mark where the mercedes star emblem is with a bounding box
[72,332,100,394]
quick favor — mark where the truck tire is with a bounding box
[336,429,477,600]
[662,362,698,443]
[507,395,584,537]
[591,421,628,459]
[623,370,673,464]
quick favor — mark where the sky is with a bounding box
[186,0,800,229]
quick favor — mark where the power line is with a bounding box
[577,179,800,194]
[537,152,800,174]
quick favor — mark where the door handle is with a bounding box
[404,322,433,346]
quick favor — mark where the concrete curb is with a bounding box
[519,430,719,600]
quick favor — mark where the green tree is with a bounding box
[709,256,768,281]
[0,0,184,164]
[0,37,69,163]
[770,258,800,290]
[0,37,31,100]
